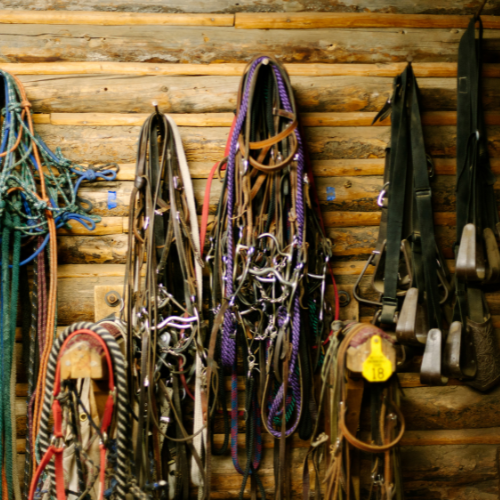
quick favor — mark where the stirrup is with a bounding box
[483,227,500,283]
[420,329,448,386]
[395,288,428,346]
[371,239,413,296]
[442,321,477,379]
[456,223,486,282]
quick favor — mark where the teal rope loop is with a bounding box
[0,70,118,244]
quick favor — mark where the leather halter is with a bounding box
[29,330,115,500]
[316,323,405,500]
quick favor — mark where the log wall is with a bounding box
[5,2,500,499]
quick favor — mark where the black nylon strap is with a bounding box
[454,15,497,325]
[379,63,445,329]
[381,69,409,324]
[409,71,442,329]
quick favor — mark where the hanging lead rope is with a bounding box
[30,322,141,500]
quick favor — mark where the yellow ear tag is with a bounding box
[362,335,393,382]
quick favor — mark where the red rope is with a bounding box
[200,116,237,256]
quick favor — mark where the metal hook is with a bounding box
[377,182,390,208]
[152,101,161,116]
[476,0,488,18]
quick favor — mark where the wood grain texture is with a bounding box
[56,225,458,264]
[0,10,234,26]
[21,75,500,115]
[1,24,500,64]
[0,0,499,15]
[31,125,500,173]
[58,174,493,220]
[42,111,500,127]
[2,62,500,77]
[89,158,500,180]
[397,385,500,430]
[235,12,500,29]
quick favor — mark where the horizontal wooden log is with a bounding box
[397,446,499,498]
[69,211,457,238]
[12,423,500,499]
[2,61,500,77]
[401,428,500,446]
[397,385,500,430]
[32,262,500,323]
[210,427,500,447]
[185,174,482,214]
[21,75,500,115]
[56,225,458,264]
[1,0,498,16]
[2,25,500,65]
[235,12,500,29]
[51,262,367,279]
[398,373,465,388]
[32,125,500,175]
[58,234,129,264]
[51,112,234,127]
[43,111,500,127]
[322,211,458,227]
[56,263,134,278]
[57,216,123,235]
[0,10,234,26]
[92,158,500,181]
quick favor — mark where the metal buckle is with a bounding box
[50,435,65,449]
[371,239,412,296]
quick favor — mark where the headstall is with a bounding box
[203,55,335,500]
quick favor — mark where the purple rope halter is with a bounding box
[220,57,306,439]
[221,56,265,368]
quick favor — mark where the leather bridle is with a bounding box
[124,110,207,498]
[204,55,333,500]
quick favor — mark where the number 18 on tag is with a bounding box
[362,335,393,382]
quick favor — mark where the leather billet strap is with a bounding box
[454,15,498,324]
[452,16,500,390]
